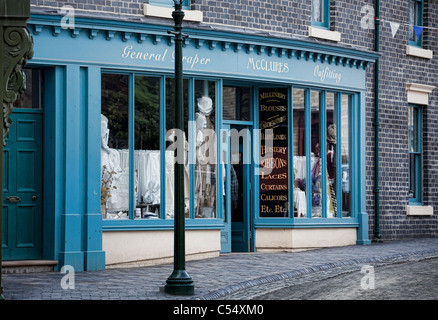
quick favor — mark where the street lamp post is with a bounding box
[164,0,194,296]
[0,0,34,300]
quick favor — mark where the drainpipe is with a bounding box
[373,0,382,240]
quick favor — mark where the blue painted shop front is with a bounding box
[11,14,375,271]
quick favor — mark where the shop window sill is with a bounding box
[308,26,341,42]
[406,205,433,216]
[143,4,203,22]
[406,45,433,59]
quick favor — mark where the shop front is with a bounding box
[15,14,375,270]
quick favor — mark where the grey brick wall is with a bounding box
[30,0,438,240]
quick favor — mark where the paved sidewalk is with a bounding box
[2,238,438,300]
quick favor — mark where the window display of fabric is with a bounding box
[101,115,132,214]
[135,150,160,204]
[165,130,190,218]
[294,188,306,217]
[195,96,217,218]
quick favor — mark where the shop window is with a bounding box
[312,0,329,29]
[194,80,217,218]
[101,73,219,222]
[101,73,130,220]
[135,75,162,219]
[292,88,351,218]
[409,0,423,47]
[259,88,289,218]
[293,88,306,217]
[408,104,422,204]
[340,94,351,217]
[101,73,163,220]
[165,78,189,219]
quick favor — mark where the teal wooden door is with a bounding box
[2,109,43,260]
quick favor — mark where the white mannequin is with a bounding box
[101,114,130,214]
[194,96,216,216]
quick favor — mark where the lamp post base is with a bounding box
[164,269,195,296]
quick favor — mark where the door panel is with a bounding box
[2,111,43,260]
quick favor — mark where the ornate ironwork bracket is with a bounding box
[2,26,34,144]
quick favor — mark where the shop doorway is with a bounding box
[221,123,253,252]
[2,68,44,261]
[2,110,43,260]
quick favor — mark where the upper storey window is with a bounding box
[312,0,329,29]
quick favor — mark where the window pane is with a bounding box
[14,68,43,109]
[223,85,251,121]
[326,92,336,218]
[134,76,161,219]
[195,80,217,218]
[341,94,350,217]
[409,153,417,199]
[409,0,419,42]
[165,78,189,218]
[101,73,130,219]
[259,88,289,218]
[310,91,322,217]
[293,88,306,218]
[408,105,421,202]
[312,0,323,23]
[409,106,419,153]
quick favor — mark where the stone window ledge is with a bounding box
[144,4,203,22]
[308,26,341,42]
[406,205,433,216]
[406,45,433,59]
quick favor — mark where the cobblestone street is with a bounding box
[250,257,438,300]
[2,238,438,301]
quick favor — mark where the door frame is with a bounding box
[221,122,255,252]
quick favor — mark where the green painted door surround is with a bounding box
[42,66,105,272]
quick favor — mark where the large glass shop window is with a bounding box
[194,80,217,218]
[292,88,307,217]
[259,88,289,218]
[292,88,351,218]
[134,76,161,219]
[340,94,351,217]
[165,78,189,219]
[101,73,163,220]
[101,73,130,219]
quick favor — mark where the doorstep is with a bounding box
[1,260,58,274]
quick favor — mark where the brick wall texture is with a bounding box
[30,0,438,240]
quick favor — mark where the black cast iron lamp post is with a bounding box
[164,0,194,296]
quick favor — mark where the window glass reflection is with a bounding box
[101,73,130,219]
[134,75,161,219]
[194,80,217,218]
